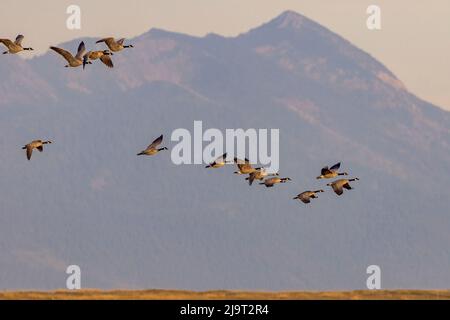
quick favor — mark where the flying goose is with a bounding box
[95,37,133,52]
[205,153,231,168]
[22,140,52,160]
[260,177,291,188]
[327,178,359,196]
[293,190,324,204]
[316,162,348,179]
[233,157,259,175]
[137,135,168,156]
[1,35,33,54]
[83,50,113,69]
[50,41,86,68]
[246,168,279,186]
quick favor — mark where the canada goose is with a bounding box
[327,178,359,196]
[0,35,33,54]
[137,135,168,156]
[95,37,133,52]
[233,158,259,175]
[260,177,291,188]
[246,168,279,186]
[205,153,231,168]
[316,162,348,179]
[50,41,86,68]
[293,190,324,204]
[83,50,113,69]
[22,140,52,160]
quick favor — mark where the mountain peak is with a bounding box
[272,10,307,30]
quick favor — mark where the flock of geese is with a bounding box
[202,150,359,202]
[3,34,360,205]
[50,37,133,69]
[1,34,133,69]
[133,135,360,203]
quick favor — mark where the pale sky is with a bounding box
[1,0,449,110]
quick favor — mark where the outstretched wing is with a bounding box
[248,172,256,186]
[235,158,252,170]
[216,153,227,162]
[147,135,163,150]
[300,196,311,204]
[343,183,352,190]
[26,146,33,160]
[100,54,113,68]
[329,162,341,172]
[332,184,344,195]
[82,52,90,69]
[234,157,248,164]
[321,166,330,175]
[263,179,274,187]
[0,39,14,48]
[96,37,115,47]
[117,38,125,45]
[75,41,86,60]
[15,35,24,45]
[50,46,75,63]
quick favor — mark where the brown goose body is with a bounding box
[22,140,52,160]
[246,169,279,185]
[50,41,86,68]
[260,177,291,188]
[96,37,133,52]
[1,35,33,54]
[294,190,324,204]
[234,158,259,175]
[83,50,113,69]
[137,135,168,156]
[327,178,359,196]
[317,162,348,179]
[205,153,230,168]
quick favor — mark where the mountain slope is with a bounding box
[0,11,449,290]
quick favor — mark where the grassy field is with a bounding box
[1,289,450,300]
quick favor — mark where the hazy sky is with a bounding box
[1,0,449,110]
